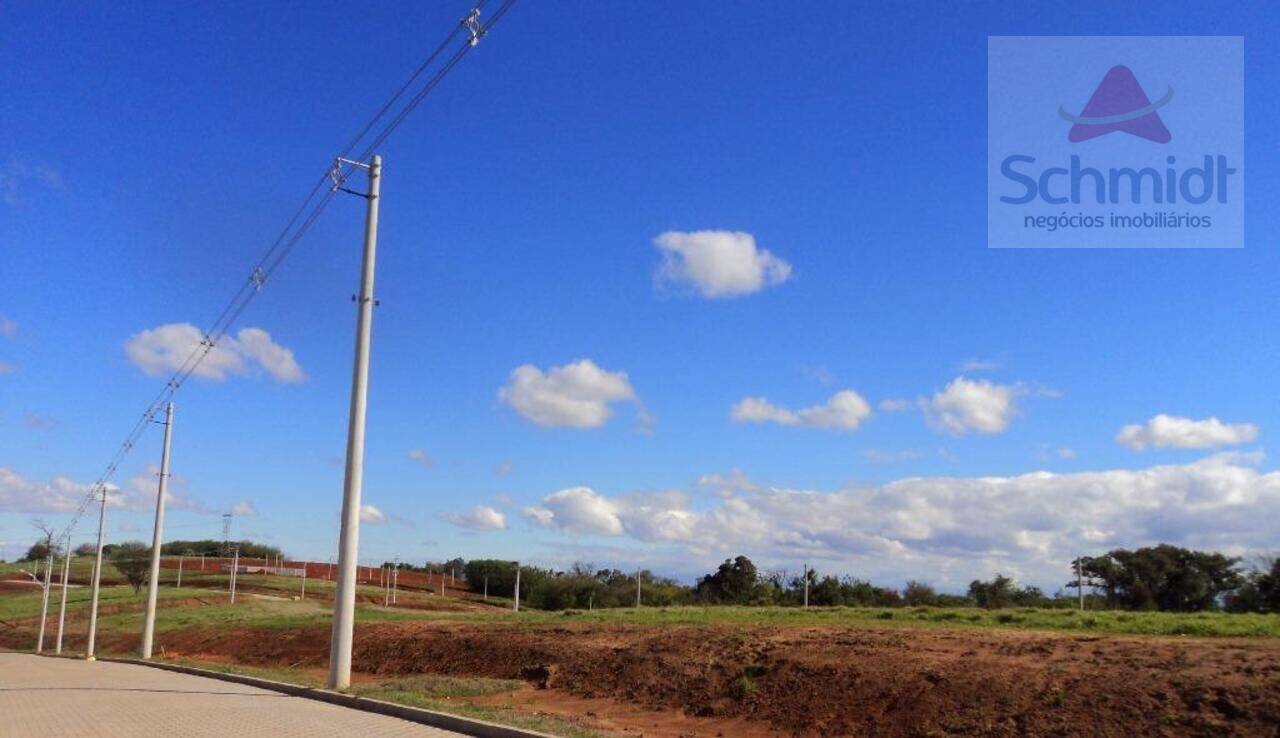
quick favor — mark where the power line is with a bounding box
[57,0,521,543]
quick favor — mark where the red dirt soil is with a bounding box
[90,619,1280,737]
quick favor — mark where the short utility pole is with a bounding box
[230,547,239,602]
[35,533,54,653]
[635,567,642,608]
[85,485,109,661]
[141,402,175,659]
[803,563,810,609]
[327,154,382,691]
[55,532,71,654]
[513,562,521,612]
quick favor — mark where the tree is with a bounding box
[1225,556,1280,613]
[969,575,1016,609]
[111,542,151,594]
[73,542,98,556]
[1082,545,1241,611]
[902,580,937,607]
[695,555,759,604]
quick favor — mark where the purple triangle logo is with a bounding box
[1059,65,1173,143]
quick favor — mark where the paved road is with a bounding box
[0,653,466,737]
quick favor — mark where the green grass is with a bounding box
[5,571,1279,639]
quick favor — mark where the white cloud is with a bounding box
[359,504,386,524]
[443,504,507,531]
[230,501,257,517]
[0,316,16,337]
[0,468,99,513]
[879,398,910,412]
[923,376,1018,435]
[956,357,1000,372]
[1117,414,1259,451]
[124,323,305,383]
[23,414,55,430]
[730,390,872,431]
[863,449,923,464]
[499,359,639,429]
[1057,447,1078,459]
[523,486,623,535]
[124,466,208,513]
[522,452,1280,588]
[407,449,434,468]
[1,162,62,206]
[653,230,792,298]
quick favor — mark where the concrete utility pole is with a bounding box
[513,562,521,612]
[635,567,642,608]
[803,563,809,609]
[85,486,109,661]
[483,575,488,601]
[1077,556,1085,611]
[383,565,390,606]
[141,402,175,660]
[392,558,398,605]
[35,538,54,653]
[230,548,239,603]
[55,534,71,654]
[176,554,184,588]
[327,154,382,692]
[301,566,307,600]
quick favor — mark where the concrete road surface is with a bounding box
[0,653,466,737]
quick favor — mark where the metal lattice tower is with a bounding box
[221,513,232,556]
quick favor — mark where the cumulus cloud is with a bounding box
[0,468,98,513]
[521,453,1280,588]
[231,501,257,517]
[654,230,792,298]
[359,504,386,524]
[124,323,305,383]
[443,504,507,531]
[923,376,1019,435]
[407,449,434,469]
[124,466,208,513]
[731,390,872,431]
[1117,414,1259,451]
[499,359,639,429]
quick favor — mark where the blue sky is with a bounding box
[2,2,1276,591]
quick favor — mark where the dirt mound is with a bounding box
[144,619,1280,736]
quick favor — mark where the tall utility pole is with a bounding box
[55,533,71,654]
[803,563,809,609]
[141,402,175,659]
[513,562,520,612]
[327,154,382,691]
[635,567,642,608]
[85,486,108,660]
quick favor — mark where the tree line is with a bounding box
[453,544,1279,613]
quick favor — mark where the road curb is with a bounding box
[102,657,557,738]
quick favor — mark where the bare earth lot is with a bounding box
[2,576,1278,737]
